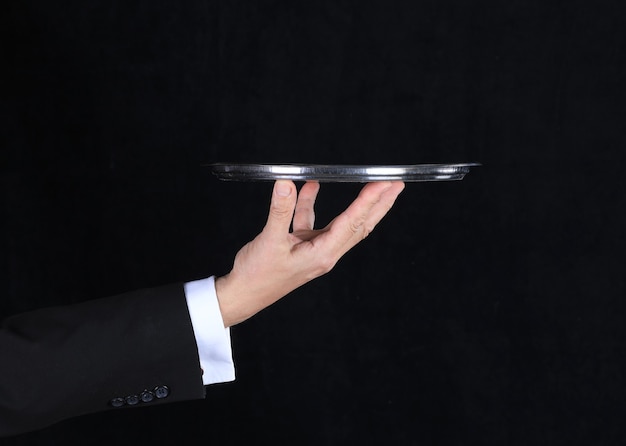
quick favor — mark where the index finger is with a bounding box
[293,181,320,232]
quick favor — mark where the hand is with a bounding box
[215,179,405,327]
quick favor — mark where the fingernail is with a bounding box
[276,182,291,197]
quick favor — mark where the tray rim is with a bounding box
[206,162,481,182]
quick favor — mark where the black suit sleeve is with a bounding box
[0,283,206,437]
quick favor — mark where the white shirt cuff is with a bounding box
[184,276,235,385]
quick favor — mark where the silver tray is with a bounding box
[207,163,480,182]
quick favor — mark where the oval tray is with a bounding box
[207,163,480,182]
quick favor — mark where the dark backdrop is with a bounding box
[2,1,625,445]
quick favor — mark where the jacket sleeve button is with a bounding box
[125,395,140,406]
[140,390,155,403]
[154,385,170,399]
[110,397,125,408]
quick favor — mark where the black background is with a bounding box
[2,1,625,444]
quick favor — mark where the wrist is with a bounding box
[215,275,235,327]
[215,274,255,328]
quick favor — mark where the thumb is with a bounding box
[263,180,297,237]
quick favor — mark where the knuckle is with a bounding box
[348,217,365,235]
[361,225,374,240]
[270,204,292,219]
[317,256,337,275]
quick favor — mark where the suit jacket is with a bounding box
[0,283,206,436]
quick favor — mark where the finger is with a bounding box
[263,180,297,238]
[293,181,320,232]
[361,181,405,236]
[320,181,393,254]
